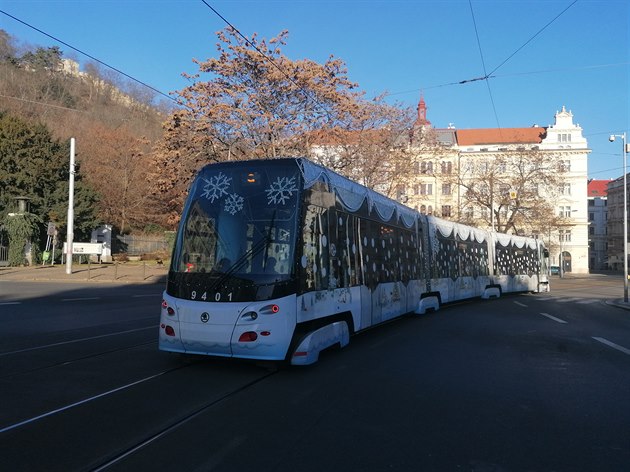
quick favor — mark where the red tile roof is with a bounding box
[456,127,547,145]
[588,179,611,197]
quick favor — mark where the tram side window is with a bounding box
[495,244,516,276]
[434,233,458,279]
[349,216,362,286]
[360,218,384,289]
[301,204,329,291]
[328,210,343,289]
[334,211,357,288]
[458,241,472,276]
[476,241,490,276]
[380,225,396,283]
[415,229,423,279]
[400,227,412,283]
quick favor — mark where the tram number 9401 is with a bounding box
[190,291,233,302]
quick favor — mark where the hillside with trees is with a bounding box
[0,29,168,241]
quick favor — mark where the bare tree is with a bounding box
[457,148,567,235]
[152,27,414,224]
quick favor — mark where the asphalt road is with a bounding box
[1,275,629,471]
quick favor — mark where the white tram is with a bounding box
[159,158,549,365]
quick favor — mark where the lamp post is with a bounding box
[609,132,628,302]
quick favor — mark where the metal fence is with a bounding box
[113,234,172,256]
[0,245,7,267]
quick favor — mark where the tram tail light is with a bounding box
[164,325,175,337]
[238,331,258,342]
[162,300,175,316]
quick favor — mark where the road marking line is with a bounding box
[61,297,101,302]
[540,312,567,324]
[0,302,21,306]
[514,301,527,307]
[592,337,630,356]
[0,326,156,357]
[0,371,169,434]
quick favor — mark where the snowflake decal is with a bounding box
[265,176,297,205]
[200,172,232,202]
[224,193,244,215]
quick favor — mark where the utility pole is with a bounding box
[65,138,75,275]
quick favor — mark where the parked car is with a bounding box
[550,265,560,275]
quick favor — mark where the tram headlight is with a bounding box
[242,311,258,321]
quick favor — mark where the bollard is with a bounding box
[143,261,146,280]
[115,261,118,280]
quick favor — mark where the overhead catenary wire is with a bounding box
[386,0,580,98]
[0,92,89,113]
[468,0,501,129]
[486,0,579,77]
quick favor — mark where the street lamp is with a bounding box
[609,132,628,302]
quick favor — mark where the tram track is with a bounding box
[90,366,280,472]
[0,325,157,358]
[0,338,157,379]
[0,361,197,435]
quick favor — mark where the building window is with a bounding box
[526,183,539,196]
[442,183,451,195]
[441,161,452,174]
[589,227,595,235]
[559,206,572,217]
[420,183,433,195]
[442,205,452,217]
[560,183,571,195]
[420,161,434,174]
[589,212,594,221]
[560,229,572,242]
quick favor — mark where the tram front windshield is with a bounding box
[170,162,300,296]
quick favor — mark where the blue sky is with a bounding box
[1,0,628,179]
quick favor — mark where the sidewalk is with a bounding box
[0,262,168,284]
[606,299,630,311]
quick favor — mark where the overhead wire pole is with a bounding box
[65,138,75,275]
